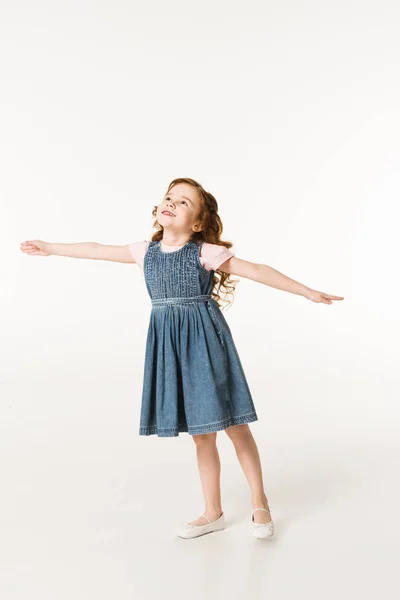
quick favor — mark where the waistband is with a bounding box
[151,294,213,306]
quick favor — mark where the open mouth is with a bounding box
[162,211,176,217]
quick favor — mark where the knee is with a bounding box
[225,423,252,441]
[192,431,218,447]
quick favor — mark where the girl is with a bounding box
[20,177,344,540]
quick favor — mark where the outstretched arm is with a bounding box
[20,241,135,263]
[218,256,344,305]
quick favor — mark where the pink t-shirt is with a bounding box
[129,240,235,273]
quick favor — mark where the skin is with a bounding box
[156,182,204,246]
[20,181,344,526]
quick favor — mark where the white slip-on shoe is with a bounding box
[251,508,275,539]
[176,512,226,539]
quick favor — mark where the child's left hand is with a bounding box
[305,289,344,304]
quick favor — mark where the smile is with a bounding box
[162,211,176,217]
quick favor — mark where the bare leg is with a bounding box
[225,424,272,523]
[188,432,224,526]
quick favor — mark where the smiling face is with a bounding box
[157,183,202,235]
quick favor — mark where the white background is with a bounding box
[1,1,399,598]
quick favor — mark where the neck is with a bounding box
[161,235,192,246]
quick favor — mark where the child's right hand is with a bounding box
[20,240,51,257]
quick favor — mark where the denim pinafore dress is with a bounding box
[139,239,258,437]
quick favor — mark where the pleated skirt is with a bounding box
[138,298,258,437]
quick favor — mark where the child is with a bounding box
[20,177,344,540]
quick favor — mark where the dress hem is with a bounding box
[139,412,258,437]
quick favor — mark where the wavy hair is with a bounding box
[151,177,239,310]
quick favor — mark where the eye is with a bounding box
[164,196,188,206]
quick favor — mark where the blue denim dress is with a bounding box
[139,239,258,437]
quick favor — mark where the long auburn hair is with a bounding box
[151,177,239,310]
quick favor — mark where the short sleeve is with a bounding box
[199,242,235,271]
[129,240,150,273]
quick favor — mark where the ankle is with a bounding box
[251,494,269,509]
[204,508,223,519]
